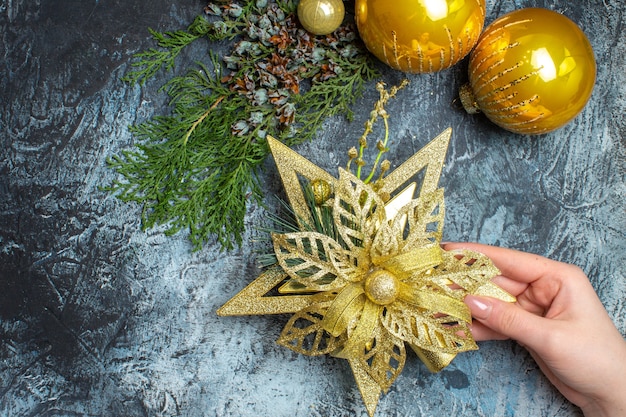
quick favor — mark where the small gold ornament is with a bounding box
[460,8,596,134]
[218,129,515,416]
[355,0,486,73]
[297,0,345,36]
[310,178,332,205]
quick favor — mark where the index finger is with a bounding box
[442,242,555,284]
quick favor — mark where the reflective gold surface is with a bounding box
[355,0,485,73]
[467,8,596,134]
[297,0,345,35]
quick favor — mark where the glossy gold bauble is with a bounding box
[461,8,596,135]
[355,0,486,73]
[297,0,345,36]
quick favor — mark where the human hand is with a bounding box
[442,243,626,417]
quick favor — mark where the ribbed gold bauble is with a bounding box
[355,0,486,73]
[297,0,345,36]
[460,8,596,135]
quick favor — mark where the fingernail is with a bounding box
[465,295,492,320]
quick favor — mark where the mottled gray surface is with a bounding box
[1,0,624,416]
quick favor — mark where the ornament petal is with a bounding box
[272,231,349,291]
[333,169,386,256]
[277,301,346,356]
[339,319,406,393]
[421,249,513,300]
[474,280,517,302]
[377,128,450,197]
[217,269,314,316]
[394,188,445,250]
[267,136,338,231]
[371,189,444,276]
[329,247,369,283]
[348,359,383,417]
[369,220,399,264]
[382,300,477,354]
[369,181,420,267]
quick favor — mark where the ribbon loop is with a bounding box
[378,244,443,280]
[397,283,471,323]
[334,300,382,360]
[321,283,366,337]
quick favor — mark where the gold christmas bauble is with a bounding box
[461,8,596,135]
[355,0,486,73]
[297,0,345,36]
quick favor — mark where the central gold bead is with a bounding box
[364,269,399,305]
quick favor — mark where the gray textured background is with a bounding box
[1,0,624,416]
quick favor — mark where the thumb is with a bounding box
[464,295,549,349]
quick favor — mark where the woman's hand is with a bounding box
[443,243,626,417]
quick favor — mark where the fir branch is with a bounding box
[285,51,379,147]
[108,1,380,251]
[123,25,202,86]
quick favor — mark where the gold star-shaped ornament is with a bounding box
[218,128,515,417]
